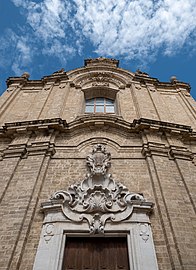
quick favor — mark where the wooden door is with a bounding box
[62,237,129,270]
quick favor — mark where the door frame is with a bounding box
[33,208,158,270]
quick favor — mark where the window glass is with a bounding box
[85,98,115,113]
[106,106,115,113]
[105,99,114,105]
[96,105,105,113]
[86,99,94,105]
[85,105,94,113]
[96,98,105,105]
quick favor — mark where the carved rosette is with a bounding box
[50,144,146,234]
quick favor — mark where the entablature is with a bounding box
[1,117,195,140]
[0,117,195,161]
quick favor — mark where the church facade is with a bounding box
[0,58,195,270]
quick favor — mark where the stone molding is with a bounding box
[133,118,192,133]
[0,118,194,160]
[6,71,69,89]
[2,141,56,159]
[132,73,190,93]
[1,117,194,135]
[141,142,194,160]
[84,57,119,67]
[141,142,169,158]
[72,71,129,90]
[2,118,65,135]
[6,76,29,88]
[168,146,194,160]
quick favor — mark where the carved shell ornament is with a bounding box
[51,144,145,234]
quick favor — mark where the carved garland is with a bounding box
[49,144,147,234]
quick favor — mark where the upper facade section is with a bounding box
[0,57,195,133]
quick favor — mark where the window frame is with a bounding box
[85,97,116,114]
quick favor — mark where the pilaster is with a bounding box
[0,123,57,270]
[141,124,196,269]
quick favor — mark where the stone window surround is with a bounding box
[81,86,120,116]
[82,86,118,101]
[33,144,158,270]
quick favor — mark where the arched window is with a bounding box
[85,97,115,113]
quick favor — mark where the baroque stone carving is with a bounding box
[85,57,119,67]
[86,144,111,176]
[77,72,125,89]
[139,223,150,242]
[91,73,110,87]
[43,224,54,243]
[51,144,145,234]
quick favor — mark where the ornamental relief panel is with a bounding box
[43,144,153,234]
[74,72,127,90]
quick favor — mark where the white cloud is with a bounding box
[74,0,196,60]
[12,36,33,74]
[12,0,72,41]
[0,28,34,76]
[9,0,196,69]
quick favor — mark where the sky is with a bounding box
[0,0,196,100]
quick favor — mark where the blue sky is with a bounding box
[0,0,196,100]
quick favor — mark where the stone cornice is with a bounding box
[41,71,69,83]
[133,118,193,134]
[6,76,29,87]
[141,142,194,160]
[69,115,132,133]
[156,81,191,92]
[84,57,119,67]
[2,142,56,159]
[2,118,66,134]
[168,146,194,160]
[141,142,169,158]
[6,72,69,89]
[1,117,195,140]
[132,74,190,93]
[2,144,27,159]
[133,74,158,84]
[0,118,195,160]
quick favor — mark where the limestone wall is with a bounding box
[0,59,195,270]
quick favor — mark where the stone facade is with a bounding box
[0,58,195,270]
